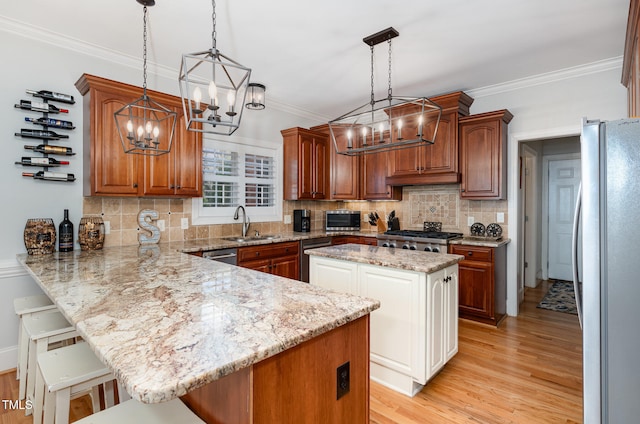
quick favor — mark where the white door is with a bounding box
[547,159,581,280]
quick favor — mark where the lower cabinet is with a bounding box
[309,256,458,396]
[331,235,377,246]
[237,241,300,280]
[448,243,506,326]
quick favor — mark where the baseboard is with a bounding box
[0,345,17,374]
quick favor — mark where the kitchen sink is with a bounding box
[222,235,280,242]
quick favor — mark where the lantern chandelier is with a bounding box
[179,0,264,135]
[114,0,176,156]
[328,27,442,156]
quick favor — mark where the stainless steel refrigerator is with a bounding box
[574,118,640,423]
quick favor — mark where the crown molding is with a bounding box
[467,57,623,99]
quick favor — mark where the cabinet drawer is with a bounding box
[238,241,299,262]
[449,245,493,262]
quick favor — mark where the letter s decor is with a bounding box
[138,209,161,245]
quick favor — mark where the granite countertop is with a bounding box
[449,237,511,248]
[305,244,463,274]
[175,230,377,253]
[17,244,379,404]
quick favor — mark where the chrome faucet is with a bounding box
[233,205,250,237]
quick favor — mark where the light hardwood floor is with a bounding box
[1,281,582,424]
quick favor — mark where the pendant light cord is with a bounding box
[142,5,148,96]
[387,37,393,100]
[211,0,217,50]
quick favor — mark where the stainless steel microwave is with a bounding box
[325,210,361,231]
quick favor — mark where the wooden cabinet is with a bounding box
[458,110,513,200]
[282,127,329,200]
[362,151,402,200]
[387,91,474,186]
[449,243,506,326]
[623,0,640,116]
[237,241,300,280]
[331,235,377,246]
[75,74,202,197]
[311,124,360,200]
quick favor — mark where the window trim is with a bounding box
[192,135,282,226]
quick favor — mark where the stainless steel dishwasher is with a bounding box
[300,237,332,283]
[202,248,238,265]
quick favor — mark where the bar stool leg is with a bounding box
[18,320,30,399]
[54,387,72,424]
[104,380,116,408]
[90,386,101,413]
[33,362,45,424]
[43,387,54,424]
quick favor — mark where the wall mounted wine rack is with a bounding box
[14,89,76,182]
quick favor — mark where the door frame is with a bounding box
[520,144,539,292]
[508,125,580,317]
[541,153,581,281]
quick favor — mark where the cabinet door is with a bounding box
[426,268,446,379]
[240,258,272,274]
[390,146,421,177]
[422,111,456,174]
[272,254,300,280]
[298,133,315,199]
[174,111,202,197]
[91,89,139,195]
[359,264,425,382]
[329,128,359,199]
[460,119,500,198]
[312,137,328,199]
[457,260,494,319]
[142,110,176,196]
[362,152,401,200]
[309,256,358,294]
[444,266,459,361]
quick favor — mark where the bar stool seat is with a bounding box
[73,398,205,424]
[21,310,79,411]
[14,294,56,380]
[34,342,116,424]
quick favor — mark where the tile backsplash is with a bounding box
[83,184,508,248]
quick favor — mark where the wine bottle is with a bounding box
[24,144,75,156]
[22,171,75,182]
[25,117,75,130]
[15,157,70,167]
[15,129,69,140]
[14,100,68,114]
[58,209,74,252]
[26,89,75,105]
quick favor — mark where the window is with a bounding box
[192,138,282,225]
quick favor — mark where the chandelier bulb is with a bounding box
[153,126,160,138]
[397,119,403,140]
[347,130,353,149]
[193,87,202,113]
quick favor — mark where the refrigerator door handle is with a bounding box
[572,182,583,329]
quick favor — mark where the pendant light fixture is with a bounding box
[114,0,176,156]
[179,0,261,135]
[328,27,442,156]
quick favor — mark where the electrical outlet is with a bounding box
[181,218,189,230]
[336,361,350,400]
[104,221,111,235]
[467,216,475,226]
[157,219,165,232]
[497,212,505,223]
[284,215,292,224]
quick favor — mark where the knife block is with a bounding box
[376,220,387,233]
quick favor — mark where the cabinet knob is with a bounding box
[255,252,260,256]
[133,183,138,188]
[177,186,181,189]
[170,185,175,189]
[468,251,473,256]
[461,189,466,192]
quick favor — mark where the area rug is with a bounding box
[537,280,578,315]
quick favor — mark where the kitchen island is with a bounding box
[307,244,463,396]
[17,244,379,423]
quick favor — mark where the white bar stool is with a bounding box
[34,342,117,424]
[72,398,205,424]
[21,310,79,411]
[14,294,56,380]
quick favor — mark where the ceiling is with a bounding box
[0,0,630,119]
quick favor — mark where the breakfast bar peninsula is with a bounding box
[17,244,379,423]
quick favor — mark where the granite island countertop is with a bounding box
[449,237,511,248]
[17,244,379,404]
[305,244,463,273]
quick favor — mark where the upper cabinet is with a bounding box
[387,91,474,186]
[282,127,329,200]
[623,0,640,116]
[458,110,513,200]
[75,74,202,198]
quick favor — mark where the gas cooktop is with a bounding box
[382,230,463,240]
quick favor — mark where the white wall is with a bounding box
[0,24,320,371]
[467,62,627,316]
